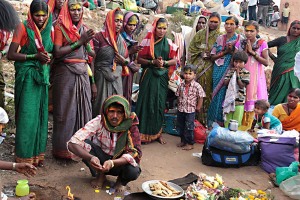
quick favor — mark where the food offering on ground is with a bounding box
[149,181,182,197]
[185,173,273,200]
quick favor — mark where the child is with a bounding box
[223,51,250,128]
[250,100,282,134]
[175,64,206,150]
[270,5,280,27]
[281,2,290,31]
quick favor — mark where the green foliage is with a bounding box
[168,10,197,33]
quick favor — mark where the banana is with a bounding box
[203,181,213,188]
[215,174,223,185]
[213,181,219,189]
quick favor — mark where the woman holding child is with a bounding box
[207,16,240,128]
[7,0,53,165]
[187,12,221,126]
[236,21,269,129]
[268,20,300,105]
[136,18,178,144]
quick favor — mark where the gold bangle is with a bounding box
[109,159,114,168]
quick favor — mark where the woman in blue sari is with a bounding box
[207,16,240,128]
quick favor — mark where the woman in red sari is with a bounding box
[52,0,95,159]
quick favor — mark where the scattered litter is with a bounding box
[105,186,110,194]
[114,196,122,200]
[10,134,15,138]
[109,187,115,195]
[123,191,130,196]
[80,168,85,171]
[94,189,100,193]
[192,153,202,158]
[0,133,6,144]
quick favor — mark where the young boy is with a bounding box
[223,51,250,128]
[175,64,205,150]
[250,99,282,134]
[281,2,290,31]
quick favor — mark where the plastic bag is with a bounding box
[207,124,254,153]
[280,174,300,199]
[194,120,206,144]
[276,161,299,185]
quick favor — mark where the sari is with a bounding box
[207,33,240,127]
[269,37,300,105]
[47,0,61,25]
[135,18,178,143]
[272,104,300,131]
[92,8,129,117]
[121,12,140,105]
[52,0,92,158]
[187,26,220,126]
[13,9,53,164]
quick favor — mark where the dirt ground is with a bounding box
[0,3,294,199]
[0,132,293,200]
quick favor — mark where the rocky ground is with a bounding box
[0,2,293,200]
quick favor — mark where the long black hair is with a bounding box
[0,0,20,31]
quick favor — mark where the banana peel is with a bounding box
[203,181,213,188]
[213,181,219,189]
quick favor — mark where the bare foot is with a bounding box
[182,144,194,150]
[157,136,166,144]
[90,173,106,189]
[114,177,126,193]
[176,142,186,147]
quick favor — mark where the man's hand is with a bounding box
[15,163,37,177]
[101,160,113,172]
[90,156,102,170]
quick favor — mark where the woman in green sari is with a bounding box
[187,12,221,126]
[136,18,178,144]
[268,20,300,105]
[7,0,53,166]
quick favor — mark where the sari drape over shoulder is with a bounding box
[273,104,300,131]
[269,37,300,105]
[136,18,178,143]
[14,9,53,164]
[187,27,220,125]
[52,0,92,159]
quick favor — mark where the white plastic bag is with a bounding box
[280,175,300,199]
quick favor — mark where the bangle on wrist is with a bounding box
[148,59,151,65]
[26,54,36,60]
[124,60,129,66]
[70,41,80,50]
[86,44,92,53]
[0,50,6,56]
[109,159,114,168]
[91,76,95,84]
[12,162,16,171]
[164,60,169,67]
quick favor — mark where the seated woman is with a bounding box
[272,88,300,132]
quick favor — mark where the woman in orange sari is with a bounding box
[52,0,95,159]
[272,88,300,132]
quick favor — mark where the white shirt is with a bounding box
[225,1,240,15]
[248,0,257,6]
[271,11,280,26]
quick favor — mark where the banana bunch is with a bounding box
[202,174,223,189]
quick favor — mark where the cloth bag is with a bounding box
[259,136,296,173]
